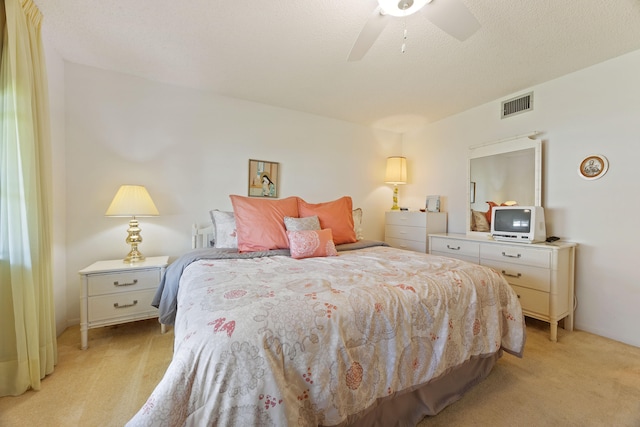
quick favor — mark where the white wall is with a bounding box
[56,49,640,347]
[43,34,68,334]
[62,63,400,326]
[402,49,640,347]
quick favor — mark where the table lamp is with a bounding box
[385,156,407,210]
[105,185,159,263]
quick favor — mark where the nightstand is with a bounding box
[385,211,447,253]
[78,256,169,349]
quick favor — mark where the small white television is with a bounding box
[491,206,546,244]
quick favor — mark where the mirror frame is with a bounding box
[466,136,542,237]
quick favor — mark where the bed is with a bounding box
[127,196,525,426]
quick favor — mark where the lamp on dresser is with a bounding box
[385,156,407,210]
[105,185,159,263]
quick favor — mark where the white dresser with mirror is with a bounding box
[429,233,575,342]
[443,134,577,342]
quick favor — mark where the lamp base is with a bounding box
[123,218,145,263]
[123,249,145,264]
[390,185,400,210]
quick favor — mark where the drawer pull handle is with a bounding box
[501,270,522,278]
[501,252,522,259]
[446,245,461,251]
[516,294,521,299]
[113,279,138,287]
[114,300,138,309]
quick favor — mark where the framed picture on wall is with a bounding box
[248,159,279,198]
[578,154,608,180]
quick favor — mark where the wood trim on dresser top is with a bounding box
[429,233,576,342]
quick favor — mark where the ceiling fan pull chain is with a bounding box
[401,20,408,53]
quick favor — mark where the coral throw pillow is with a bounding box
[230,195,300,252]
[298,196,357,245]
[287,229,338,259]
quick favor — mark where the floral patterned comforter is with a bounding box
[128,245,525,426]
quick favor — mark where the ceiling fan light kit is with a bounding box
[349,0,480,61]
[377,0,433,17]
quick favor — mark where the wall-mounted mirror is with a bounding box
[467,136,541,236]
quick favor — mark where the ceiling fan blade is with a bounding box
[347,7,390,62]
[423,0,480,41]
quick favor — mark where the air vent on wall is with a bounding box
[501,92,533,119]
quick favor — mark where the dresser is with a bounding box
[385,211,447,253]
[429,233,576,342]
[78,256,169,349]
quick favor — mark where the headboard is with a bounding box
[192,224,214,249]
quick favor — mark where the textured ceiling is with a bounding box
[34,0,640,132]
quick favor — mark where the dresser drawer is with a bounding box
[385,211,425,227]
[88,289,157,323]
[430,251,479,264]
[481,244,551,268]
[385,224,426,242]
[386,237,426,253]
[510,284,549,317]
[481,259,550,292]
[87,269,161,296]
[430,237,480,259]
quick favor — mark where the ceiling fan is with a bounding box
[348,0,480,61]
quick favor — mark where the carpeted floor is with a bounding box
[0,319,174,427]
[419,319,640,427]
[1,318,639,426]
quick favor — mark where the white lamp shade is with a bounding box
[105,185,159,217]
[385,157,407,184]
[377,0,431,17]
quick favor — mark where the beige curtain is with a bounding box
[0,0,57,396]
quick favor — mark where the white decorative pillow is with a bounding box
[209,210,238,249]
[352,208,363,240]
[284,215,320,232]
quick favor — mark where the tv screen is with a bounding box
[494,209,531,233]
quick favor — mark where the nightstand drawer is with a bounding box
[88,289,157,323]
[386,237,426,252]
[511,284,549,317]
[430,237,480,259]
[385,211,425,227]
[481,260,550,292]
[385,224,426,242]
[87,269,161,296]
[481,244,551,268]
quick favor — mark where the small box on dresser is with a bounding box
[429,233,576,342]
[78,256,169,349]
[385,211,447,253]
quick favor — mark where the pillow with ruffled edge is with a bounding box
[284,215,321,232]
[471,210,490,232]
[230,195,300,252]
[352,208,363,240]
[209,210,238,249]
[298,196,357,245]
[287,229,338,259]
